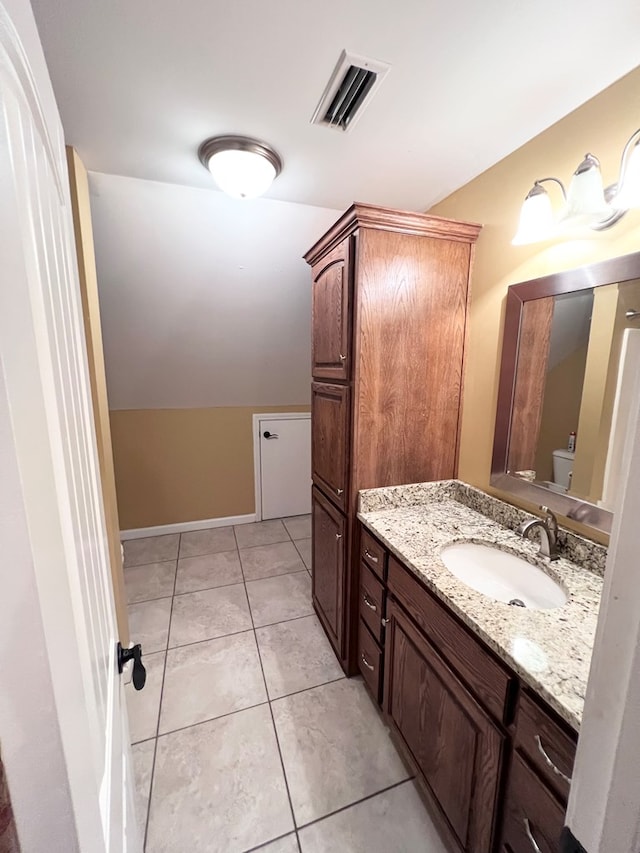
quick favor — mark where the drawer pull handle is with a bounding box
[361,653,375,672]
[336,488,344,496]
[523,818,542,853]
[535,734,572,784]
[362,593,377,612]
[364,549,379,563]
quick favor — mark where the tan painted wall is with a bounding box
[111,406,310,529]
[429,65,640,541]
[67,147,129,642]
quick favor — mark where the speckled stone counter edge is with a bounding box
[359,479,607,576]
[358,479,607,730]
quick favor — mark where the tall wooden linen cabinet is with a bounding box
[304,203,481,674]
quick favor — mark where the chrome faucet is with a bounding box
[518,506,559,560]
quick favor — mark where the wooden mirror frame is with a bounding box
[491,250,640,536]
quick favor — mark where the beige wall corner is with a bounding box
[66,147,129,643]
[111,405,310,530]
[429,65,640,542]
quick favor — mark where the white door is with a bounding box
[0,2,137,851]
[255,413,312,519]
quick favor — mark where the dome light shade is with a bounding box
[198,136,283,199]
[512,183,556,245]
[562,153,611,225]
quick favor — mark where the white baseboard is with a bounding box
[120,513,257,540]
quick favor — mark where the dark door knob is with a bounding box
[263,431,279,439]
[117,642,146,690]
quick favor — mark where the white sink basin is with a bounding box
[440,543,567,610]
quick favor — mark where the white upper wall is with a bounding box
[89,172,340,410]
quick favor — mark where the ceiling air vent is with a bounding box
[311,50,391,132]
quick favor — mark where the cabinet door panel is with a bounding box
[312,382,349,511]
[311,487,346,658]
[384,600,504,853]
[312,238,352,381]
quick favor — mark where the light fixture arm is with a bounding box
[616,127,640,191]
[532,177,567,200]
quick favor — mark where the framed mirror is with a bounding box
[492,251,640,535]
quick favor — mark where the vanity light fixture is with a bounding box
[512,127,640,245]
[198,135,283,199]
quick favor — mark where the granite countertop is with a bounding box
[357,480,606,731]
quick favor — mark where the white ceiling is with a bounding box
[31,0,640,211]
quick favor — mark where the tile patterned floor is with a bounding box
[124,516,448,853]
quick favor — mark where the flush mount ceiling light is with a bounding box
[198,135,283,199]
[512,127,640,245]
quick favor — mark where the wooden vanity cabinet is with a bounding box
[385,599,505,853]
[305,204,481,672]
[356,523,579,853]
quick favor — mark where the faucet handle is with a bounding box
[539,505,558,535]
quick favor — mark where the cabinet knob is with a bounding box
[523,819,543,853]
[360,653,375,672]
[335,533,343,540]
[336,488,344,496]
[339,354,347,362]
[381,617,390,626]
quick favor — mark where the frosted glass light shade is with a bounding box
[206,149,277,199]
[562,154,611,224]
[198,136,283,199]
[512,186,556,245]
[613,141,640,210]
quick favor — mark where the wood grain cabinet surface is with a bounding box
[305,203,481,674]
[311,238,352,382]
[357,524,578,853]
[311,487,346,658]
[384,598,504,853]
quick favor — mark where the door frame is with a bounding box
[252,411,311,521]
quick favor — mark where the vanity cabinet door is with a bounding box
[311,487,346,659]
[312,382,350,511]
[384,599,504,853]
[311,237,352,381]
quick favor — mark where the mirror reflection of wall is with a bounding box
[535,291,592,487]
[508,278,640,510]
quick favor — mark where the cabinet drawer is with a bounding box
[388,556,513,723]
[501,752,565,853]
[359,563,385,643]
[358,619,382,702]
[360,529,387,580]
[515,691,576,802]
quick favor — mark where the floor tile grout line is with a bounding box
[242,830,300,853]
[130,671,348,745]
[142,532,181,849]
[130,570,310,609]
[294,776,415,834]
[251,594,301,849]
[267,674,346,704]
[253,609,316,631]
[153,699,271,740]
